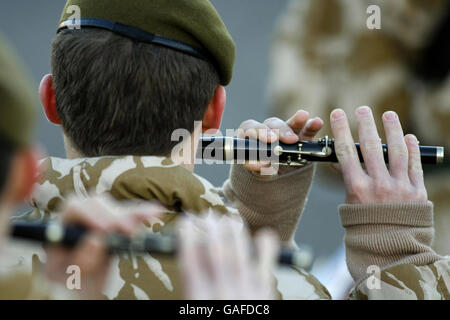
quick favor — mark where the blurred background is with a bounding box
[1,0,449,299]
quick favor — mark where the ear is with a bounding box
[39,74,61,125]
[2,148,40,205]
[202,86,226,133]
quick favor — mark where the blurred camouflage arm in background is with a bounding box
[267,0,448,139]
[268,0,450,255]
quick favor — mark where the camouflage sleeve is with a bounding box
[0,273,36,299]
[220,163,337,299]
[274,265,332,300]
[221,163,316,244]
[0,271,81,300]
[340,202,450,300]
[350,258,450,300]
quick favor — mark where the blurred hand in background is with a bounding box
[45,195,164,299]
[178,213,279,300]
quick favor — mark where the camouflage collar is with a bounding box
[30,156,228,215]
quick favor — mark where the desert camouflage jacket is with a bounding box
[11,155,328,299]
[0,240,79,300]
[7,155,450,300]
[349,260,450,300]
[0,272,52,300]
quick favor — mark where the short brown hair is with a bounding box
[51,28,219,157]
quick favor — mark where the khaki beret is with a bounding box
[58,0,236,85]
[0,35,36,148]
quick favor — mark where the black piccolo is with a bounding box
[10,222,314,270]
[199,136,444,166]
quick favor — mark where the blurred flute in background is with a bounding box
[10,221,314,270]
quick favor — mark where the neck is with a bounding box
[63,134,198,172]
[63,135,84,160]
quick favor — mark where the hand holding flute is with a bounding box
[203,107,435,205]
[43,195,163,299]
[200,108,443,166]
[199,136,443,166]
[330,107,430,204]
[234,111,325,173]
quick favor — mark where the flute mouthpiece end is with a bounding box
[437,147,444,164]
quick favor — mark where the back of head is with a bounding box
[0,35,36,194]
[52,0,236,157]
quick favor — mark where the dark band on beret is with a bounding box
[58,18,215,65]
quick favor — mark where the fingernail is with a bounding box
[331,109,345,120]
[383,111,397,121]
[406,134,418,144]
[313,117,324,126]
[357,106,370,115]
[282,131,295,137]
[297,110,309,117]
[268,130,278,140]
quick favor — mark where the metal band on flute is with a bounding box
[10,222,314,270]
[199,136,444,166]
